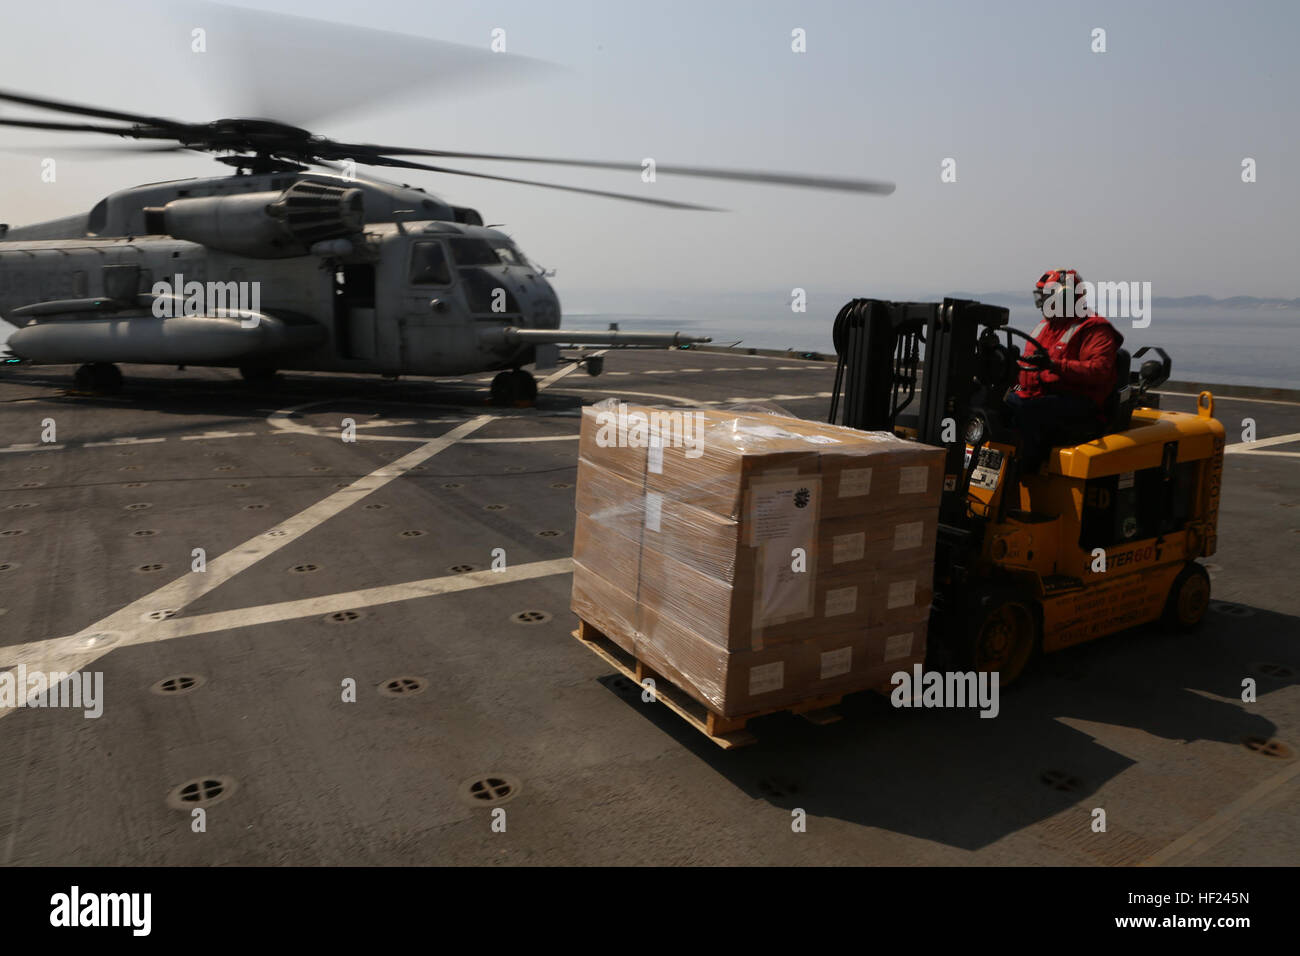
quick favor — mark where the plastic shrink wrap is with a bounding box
[572,399,944,717]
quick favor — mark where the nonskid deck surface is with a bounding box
[0,351,1296,865]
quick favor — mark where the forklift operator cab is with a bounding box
[828,296,1224,686]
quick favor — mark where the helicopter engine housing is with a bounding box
[143,180,364,258]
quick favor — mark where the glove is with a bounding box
[1022,350,1055,372]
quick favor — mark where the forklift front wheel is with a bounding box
[966,593,1038,688]
[1161,561,1211,632]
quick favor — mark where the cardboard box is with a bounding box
[815,510,938,576]
[570,560,640,655]
[575,457,645,542]
[572,512,640,597]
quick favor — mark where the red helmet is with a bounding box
[1033,269,1085,311]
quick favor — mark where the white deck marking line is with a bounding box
[0,414,494,719]
[1155,389,1300,407]
[180,431,258,440]
[1140,757,1300,866]
[0,558,573,673]
[83,437,167,447]
[1226,431,1300,452]
[537,351,605,390]
[0,443,63,453]
[1229,450,1300,459]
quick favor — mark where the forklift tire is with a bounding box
[956,590,1039,688]
[1160,561,1211,632]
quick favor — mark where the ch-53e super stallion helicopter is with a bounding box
[0,88,894,404]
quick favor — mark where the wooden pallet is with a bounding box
[572,618,843,749]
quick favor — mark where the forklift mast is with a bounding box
[828,297,1012,517]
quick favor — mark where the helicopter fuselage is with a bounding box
[0,172,564,377]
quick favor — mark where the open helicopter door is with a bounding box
[334,264,381,363]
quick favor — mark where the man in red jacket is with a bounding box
[1006,269,1124,469]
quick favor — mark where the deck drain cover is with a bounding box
[78,632,119,650]
[131,529,157,537]
[124,503,151,511]
[399,529,426,537]
[265,530,289,538]
[227,482,249,489]
[124,482,147,488]
[536,530,563,538]
[441,482,462,489]
[1243,737,1294,759]
[142,609,177,622]
[1210,601,1255,617]
[505,465,527,472]
[215,465,236,472]
[244,503,268,510]
[151,674,206,696]
[311,466,330,472]
[550,482,572,489]
[1040,770,1083,792]
[484,504,507,511]
[6,502,36,510]
[0,563,18,572]
[166,776,237,810]
[511,610,551,625]
[448,564,476,573]
[1253,662,1296,681]
[290,564,319,573]
[136,564,165,573]
[379,676,428,697]
[0,529,26,537]
[364,503,387,510]
[120,465,142,472]
[460,774,521,807]
[325,610,363,624]
[19,482,43,488]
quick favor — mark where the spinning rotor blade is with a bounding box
[365,156,723,211]
[0,88,185,130]
[343,147,896,196]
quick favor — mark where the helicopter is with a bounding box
[0,87,894,404]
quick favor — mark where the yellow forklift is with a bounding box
[828,298,1226,685]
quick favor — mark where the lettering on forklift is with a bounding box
[890,665,999,719]
[1097,542,1163,574]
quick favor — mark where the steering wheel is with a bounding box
[990,325,1054,371]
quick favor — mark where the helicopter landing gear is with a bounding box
[239,365,278,385]
[490,368,538,406]
[73,363,123,394]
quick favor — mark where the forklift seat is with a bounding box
[1050,348,1134,448]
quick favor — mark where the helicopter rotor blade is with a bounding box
[0,89,186,130]
[0,117,173,137]
[334,146,896,196]
[362,156,724,211]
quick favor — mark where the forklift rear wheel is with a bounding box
[1161,561,1211,632]
[965,593,1038,687]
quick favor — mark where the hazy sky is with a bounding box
[1,0,1296,310]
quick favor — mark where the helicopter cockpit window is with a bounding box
[448,238,501,268]
[409,241,451,286]
[487,240,529,267]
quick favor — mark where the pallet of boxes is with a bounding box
[571,399,944,748]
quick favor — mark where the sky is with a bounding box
[0,0,1297,315]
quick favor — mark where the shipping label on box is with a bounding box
[820,645,853,680]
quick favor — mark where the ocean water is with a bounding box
[564,306,1300,390]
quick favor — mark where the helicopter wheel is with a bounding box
[490,369,537,406]
[74,363,123,394]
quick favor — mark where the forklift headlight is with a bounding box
[963,418,985,446]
